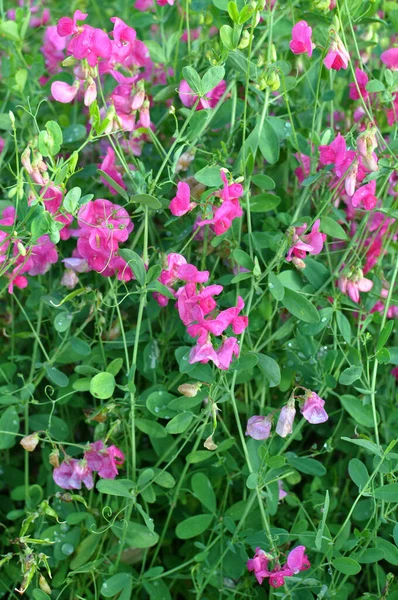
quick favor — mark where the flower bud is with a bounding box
[292,257,306,270]
[39,575,52,595]
[49,448,60,468]
[275,402,296,438]
[84,78,97,107]
[9,111,15,127]
[245,415,272,440]
[265,70,280,91]
[20,433,39,452]
[17,241,26,257]
[204,434,218,450]
[178,382,201,397]
[238,30,250,50]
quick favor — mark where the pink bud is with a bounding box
[131,90,145,110]
[84,80,97,107]
[275,403,296,438]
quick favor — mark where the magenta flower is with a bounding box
[157,0,175,5]
[245,415,272,440]
[53,458,94,490]
[324,34,349,71]
[289,21,315,57]
[300,391,328,424]
[169,182,197,217]
[57,10,88,37]
[319,132,347,167]
[84,441,125,479]
[247,548,272,585]
[338,269,373,303]
[275,402,296,438]
[179,79,227,110]
[380,48,398,71]
[348,67,369,101]
[248,546,310,588]
[351,181,378,211]
[286,219,326,263]
[215,337,240,370]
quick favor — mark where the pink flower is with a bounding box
[170,182,197,217]
[286,219,326,262]
[246,415,272,440]
[189,338,219,366]
[28,236,58,276]
[51,80,80,103]
[351,180,378,210]
[247,548,272,585]
[157,0,175,6]
[216,337,240,370]
[84,441,125,479]
[348,67,369,100]
[289,21,315,57]
[53,458,94,490]
[57,10,88,37]
[179,79,227,110]
[278,480,287,500]
[41,25,68,74]
[275,402,296,438]
[300,391,328,424]
[135,0,154,10]
[294,153,311,184]
[248,546,310,588]
[324,34,349,71]
[99,147,126,196]
[380,48,398,71]
[319,133,347,167]
[338,270,373,303]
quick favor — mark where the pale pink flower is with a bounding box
[286,219,326,262]
[278,480,287,500]
[275,402,296,438]
[99,147,126,196]
[53,458,94,490]
[300,391,328,424]
[179,79,227,110]
[338,270,373,303]
[215,337,240,370]
[289,21,315,57]
[51,80,80,103]
[246,415,272,440]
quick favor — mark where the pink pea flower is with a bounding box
[278,480,287,500]
[380,48,398,71]
[189,338,219,366]
[300,391,328,424]
[289,21,315,57]
[324,34,349,71]
[61,269,79,289]
[179,79,227,110]
[275,402,296,438]
[28,236,58,276]
[157,0,175,6]
[182,28,201,43]
[247,548,272,585]
[53,458,94,490]
[351,180,378,211]
[216,337,240,370]
[286,219,326,262]
[348,67,369,101]
[135,0,154,9]
[84,441,125,479]
[245,415,272,440]
[57,9,88,37]
[319,132,347,167]
[51,80,80,104]
[169,182,197,217]
[338,270,373,303]
[41,25,68,75]
[294,153,311,184]
[99,147,127,196]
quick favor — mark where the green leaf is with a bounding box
[191,473,217,513]
[112,521,159,548]
[348,458,369,490]
[333,557,361,575]
[70,533,100,570]
[352,548,385,563]
[268,272,284,301]
[250,193,281,212]
[256,354,281,387]
[315,490,330,550]
[182,66,202,95]
[375,538,398,565]
[89,372,116,400]
[107,358,124,376]
[0,20,20,41]
[138,469,154,488]
[101,574,133,598]
[258,119,280,164]
[340,395,375,428]
[252,174,275,190]
[339,365,362,385]
[96,479,134,499]
[119,249,146,285]
[320,216,347,240]
[341,437,382,456]
[373,483,398,502]
[201,66,225,94]
[220,24,235,50]
[376,320,394,352]
[130,194,162,209]
[282,288,320,323]
[194,165,222,187]
[165,411,194,434]
[0,407,19,449]
[366,79,385,92]
[63,187,81,213]
[175,514,213,539]
[63,124,86,144]
[146,391,178,419]
[233,249,254,271]
[38,121,63,157]
[32,591,51,600]
[135,418,167,438]
[98,169,129,201]
[53,311,72,333]
[146,280,176,299]
[336,310,351,344]
[287,455,326,476]
[44,365,69,388]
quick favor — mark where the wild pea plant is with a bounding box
[0,0,397,598]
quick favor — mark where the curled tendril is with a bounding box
[90,506,127,536]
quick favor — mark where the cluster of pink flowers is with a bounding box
[290,21,349,71]
[246,389,328,441]
[286,219,326,269]
[170,171,244,237]
[0,207,59,293]
[247,546,310,588]
[72,199,134,281]
[154,253,248,370]
[53,441,124,490]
